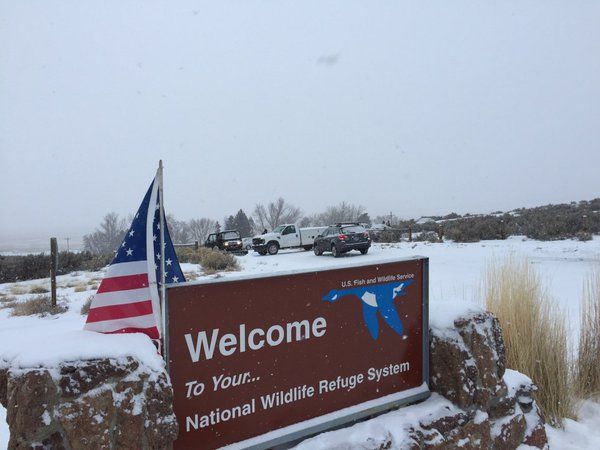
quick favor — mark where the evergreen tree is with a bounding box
[234,209,253,237]
[357,212,372,226]
[224,215,236,230]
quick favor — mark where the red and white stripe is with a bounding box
[84,261,160,339]
[84,178,163,340]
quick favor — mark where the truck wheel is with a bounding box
[331,244,340,258]
[313,245,322,256]
[267,242,279,255]
[360,248,369,255]
[303,245,313,251]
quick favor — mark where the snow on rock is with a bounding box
[0,330,164,374]
[0,357,177,449]
[429,308,506,411]
[429,300,484,332]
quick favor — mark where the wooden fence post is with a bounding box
[50,237,58,307]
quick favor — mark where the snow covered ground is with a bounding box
[0,236,599,448]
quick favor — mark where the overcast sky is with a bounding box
[1,1,599,242]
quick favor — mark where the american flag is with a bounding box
[84,175,185,339]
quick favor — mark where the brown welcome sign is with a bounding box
[166,256,430,449]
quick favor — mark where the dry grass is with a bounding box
[9,285,28,295]
[29,284,49,294]
[575,266,600,400]
[183,271,199,281]
[484,255,575,426]
[10,295,68,317]
[0,295,17,310]
[73,283,88,292]
[80,296,93,315]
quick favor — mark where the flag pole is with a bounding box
[158,160,167,349]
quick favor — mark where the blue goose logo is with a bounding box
[322,280,413,340]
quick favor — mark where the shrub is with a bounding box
[176,247,204,264]
[0,252,112,283]
[372,229,405,243]
[10,296,68,317]
[176,247,239,273]
[413,231,439,243]
[9,285,28,295]
[201,250,239,273]
[80,296,93,316]
[29,285,49,294]
[484,255,575,426]
[575,266,600,399]
[576,231,593,242]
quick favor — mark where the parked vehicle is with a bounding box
[313,223,371,257]
[204,230,244,253]
[242,237,253,251]
[252,224,326,255]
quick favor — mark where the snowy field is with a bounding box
[1,236,599,449]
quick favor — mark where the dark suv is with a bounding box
[313,223,371,257]
[204,230,244,253]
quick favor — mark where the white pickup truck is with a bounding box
[252,224,327,255]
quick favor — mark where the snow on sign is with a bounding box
[165,256,430,449]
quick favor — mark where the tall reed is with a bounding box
[484,255,575,426]
[575,265,600,400]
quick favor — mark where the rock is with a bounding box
[0,367,7,406]
[420,410,491,450]
[6,370,58,448]
[57,389,115,450]
[491,412,527,450]
[144,373,179,448]
[487,382,515,419]
[429,335,477,409]
[58,357,139,398]
[37,431,67,450]
[114,378,146,449]
[429,312,506,411]
[523,419,549,449]
[3,358,177,450]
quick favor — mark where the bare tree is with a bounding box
[253,198,302,230]
[166,214,191,244]
[83,212,127,254]
[315,202,367,225]
[188,218,217,243]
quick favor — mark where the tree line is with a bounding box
[83,197,600,253]
[83,198,372,254]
